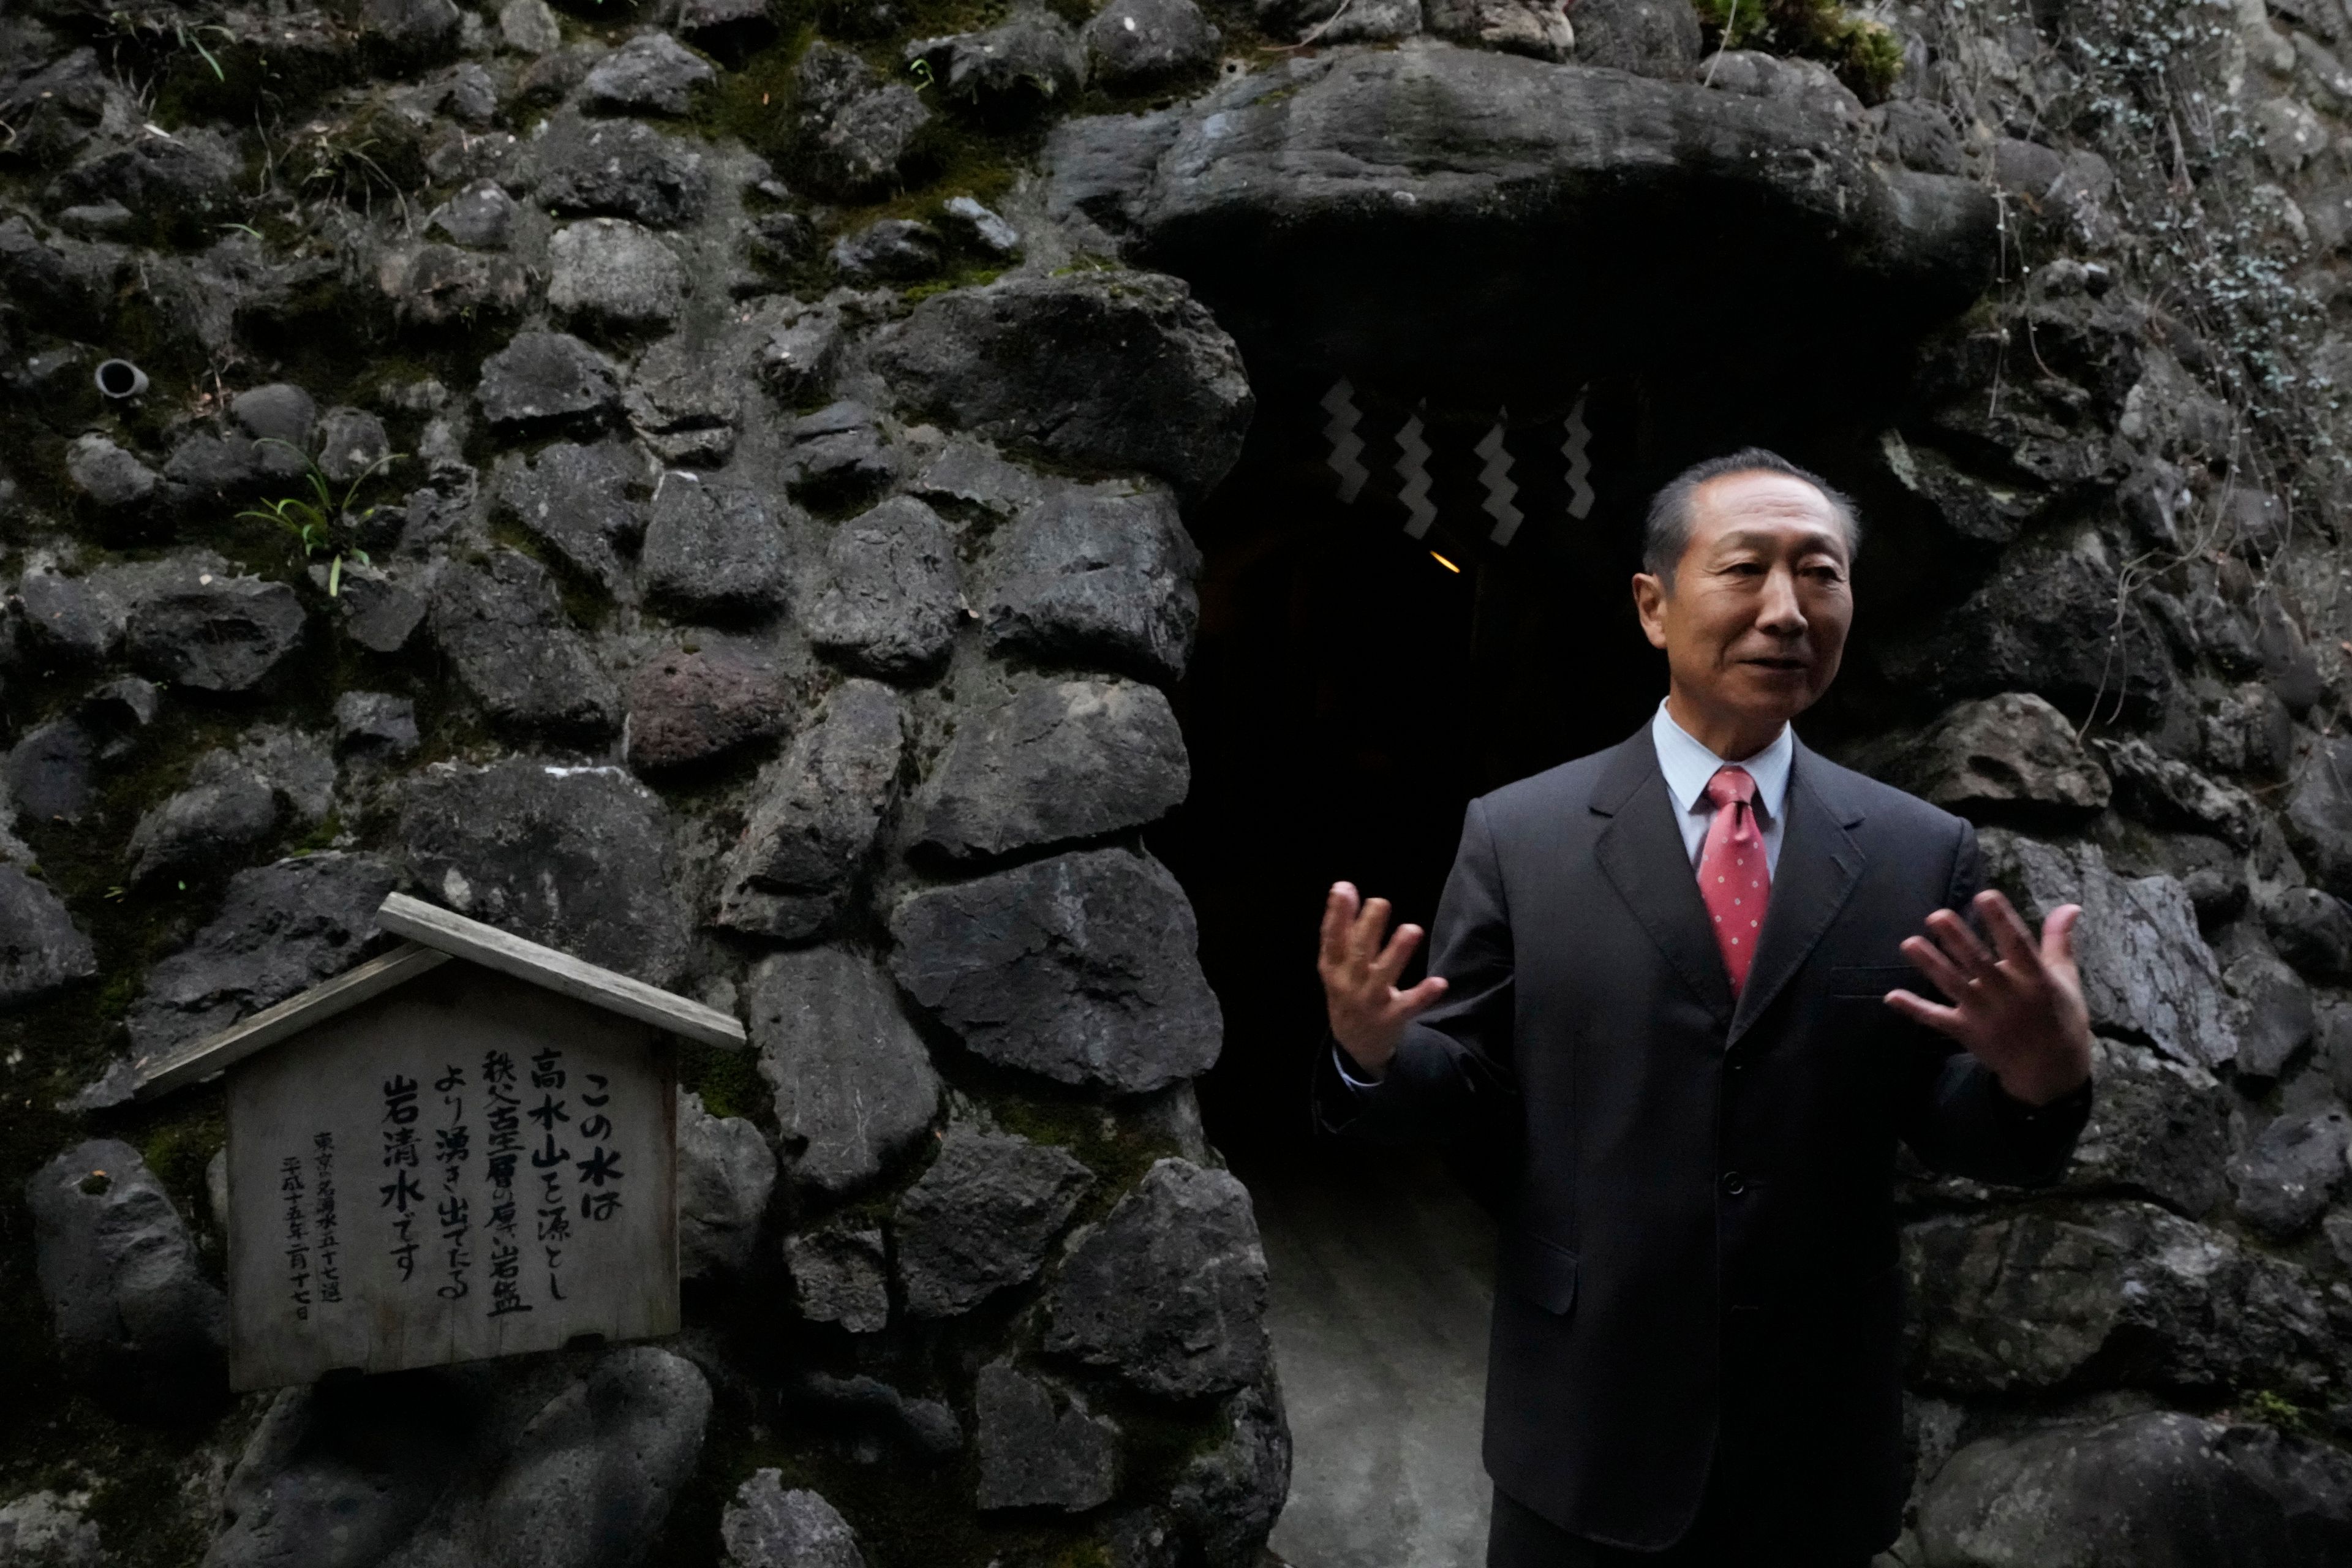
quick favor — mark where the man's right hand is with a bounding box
[1318,882,1450,1082]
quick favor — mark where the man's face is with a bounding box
[1632,471,1854,736]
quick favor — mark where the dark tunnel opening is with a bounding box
[1154,333,1960,1170]
[1144,282,1985,1562]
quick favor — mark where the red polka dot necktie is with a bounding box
[1699,766,1770,994]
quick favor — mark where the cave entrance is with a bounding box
[1148,282,1956,1566]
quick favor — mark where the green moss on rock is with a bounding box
[1692,0,1904,101]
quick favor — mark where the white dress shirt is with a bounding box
[1649,701,1793,875]
[1334,706,1795,1086]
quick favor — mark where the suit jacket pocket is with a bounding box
[1498,1232,1579,1316]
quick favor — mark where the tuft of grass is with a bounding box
[236,442,401,597]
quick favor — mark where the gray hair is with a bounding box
[1642,447,1861,584]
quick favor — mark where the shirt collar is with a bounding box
[1650,699,1795,823]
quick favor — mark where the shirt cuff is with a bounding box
[1332,1043,1382,1090]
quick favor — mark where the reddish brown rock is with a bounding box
[625,642,796,774]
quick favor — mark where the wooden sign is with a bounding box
[131,892,745,1392]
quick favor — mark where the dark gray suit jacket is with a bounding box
[1314,728,2090,1555]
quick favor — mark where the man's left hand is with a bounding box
[1885,889,2094,1106]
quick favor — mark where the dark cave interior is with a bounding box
[1150,304,1986,1175]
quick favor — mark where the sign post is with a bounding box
[130,892,745,1391]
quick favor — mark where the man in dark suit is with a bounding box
[1312,450,2095,1567]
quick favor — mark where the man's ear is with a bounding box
[1632,572,1670,650]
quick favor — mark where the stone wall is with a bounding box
[6,0,2352,1562]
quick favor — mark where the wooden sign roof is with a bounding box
[131,892,745,1099]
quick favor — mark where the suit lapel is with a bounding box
[1591,733,1736,1028]
[1728,740,1868,1046]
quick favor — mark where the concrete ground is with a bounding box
[1243,1146,1499,1568]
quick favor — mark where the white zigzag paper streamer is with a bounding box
[1322,377,1368,503]
[1396,403,1436,538]
[1562,386,1596,520]
[1479,409,1522,546]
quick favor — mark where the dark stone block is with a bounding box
[51,126,241,223]
[1918,1412,2352,1568]
[786,1225,889,1332]
[427,551,622,742]
[717,679,907,940]
[1425,0,1572,60]
[872,271,1251,496]
[888,848,1221,1094]
[915,674,1189,862]
[906,10,1085,116]
[974,1361,1118,1511]
[1170,1376,1291,1568]
[720,1474,867,1568]
[2263,886,2352,982]
[624,640,793,774]
[1569,0,1698,77]
[381,242,536,328]
[537,116,714,228]
[126,573,306,695]
[1880,539,2174,720]
[624,335,744,466]
[399,760,691,985]
[2062,1038,2230,1218]
[125,750,280,884]
[334,692,421,761]
[782,400,898,506]
[429,179,520,247]
[1902,1202,2340,1397]
[2285,737,2352,907]
[25,1139,225,1414]
[64,434,159,511]
[794,43,932,198]
[125,851,401,1058]
[1082,0,1216,89]
[339,570,429,655]
[801,1372,963,1459]
[475,331,622,435]
[980,482,1200,684]
[581,32,714,116]
[752,946,939,1197]
[678,1089,777,1280]
[547,218,687,330]
[489,441,643,589]
[233,383,319,475]
[640,477,792,621]
[1044,1158,1269,1398]
[0,866,97,1008]
[361,0,461,64]
[829,218,943,284]
[797,496,959,679]
[2230,1107,2351,1241]
[4,720,97,823]
[15,568,121,663]
[892,1128,1092,1317]
[208,1346,710,1568]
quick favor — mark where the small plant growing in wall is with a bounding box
[101,7,236,81]
[237,440,400,598]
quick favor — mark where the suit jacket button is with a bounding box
[1721,1171,1747,1196]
